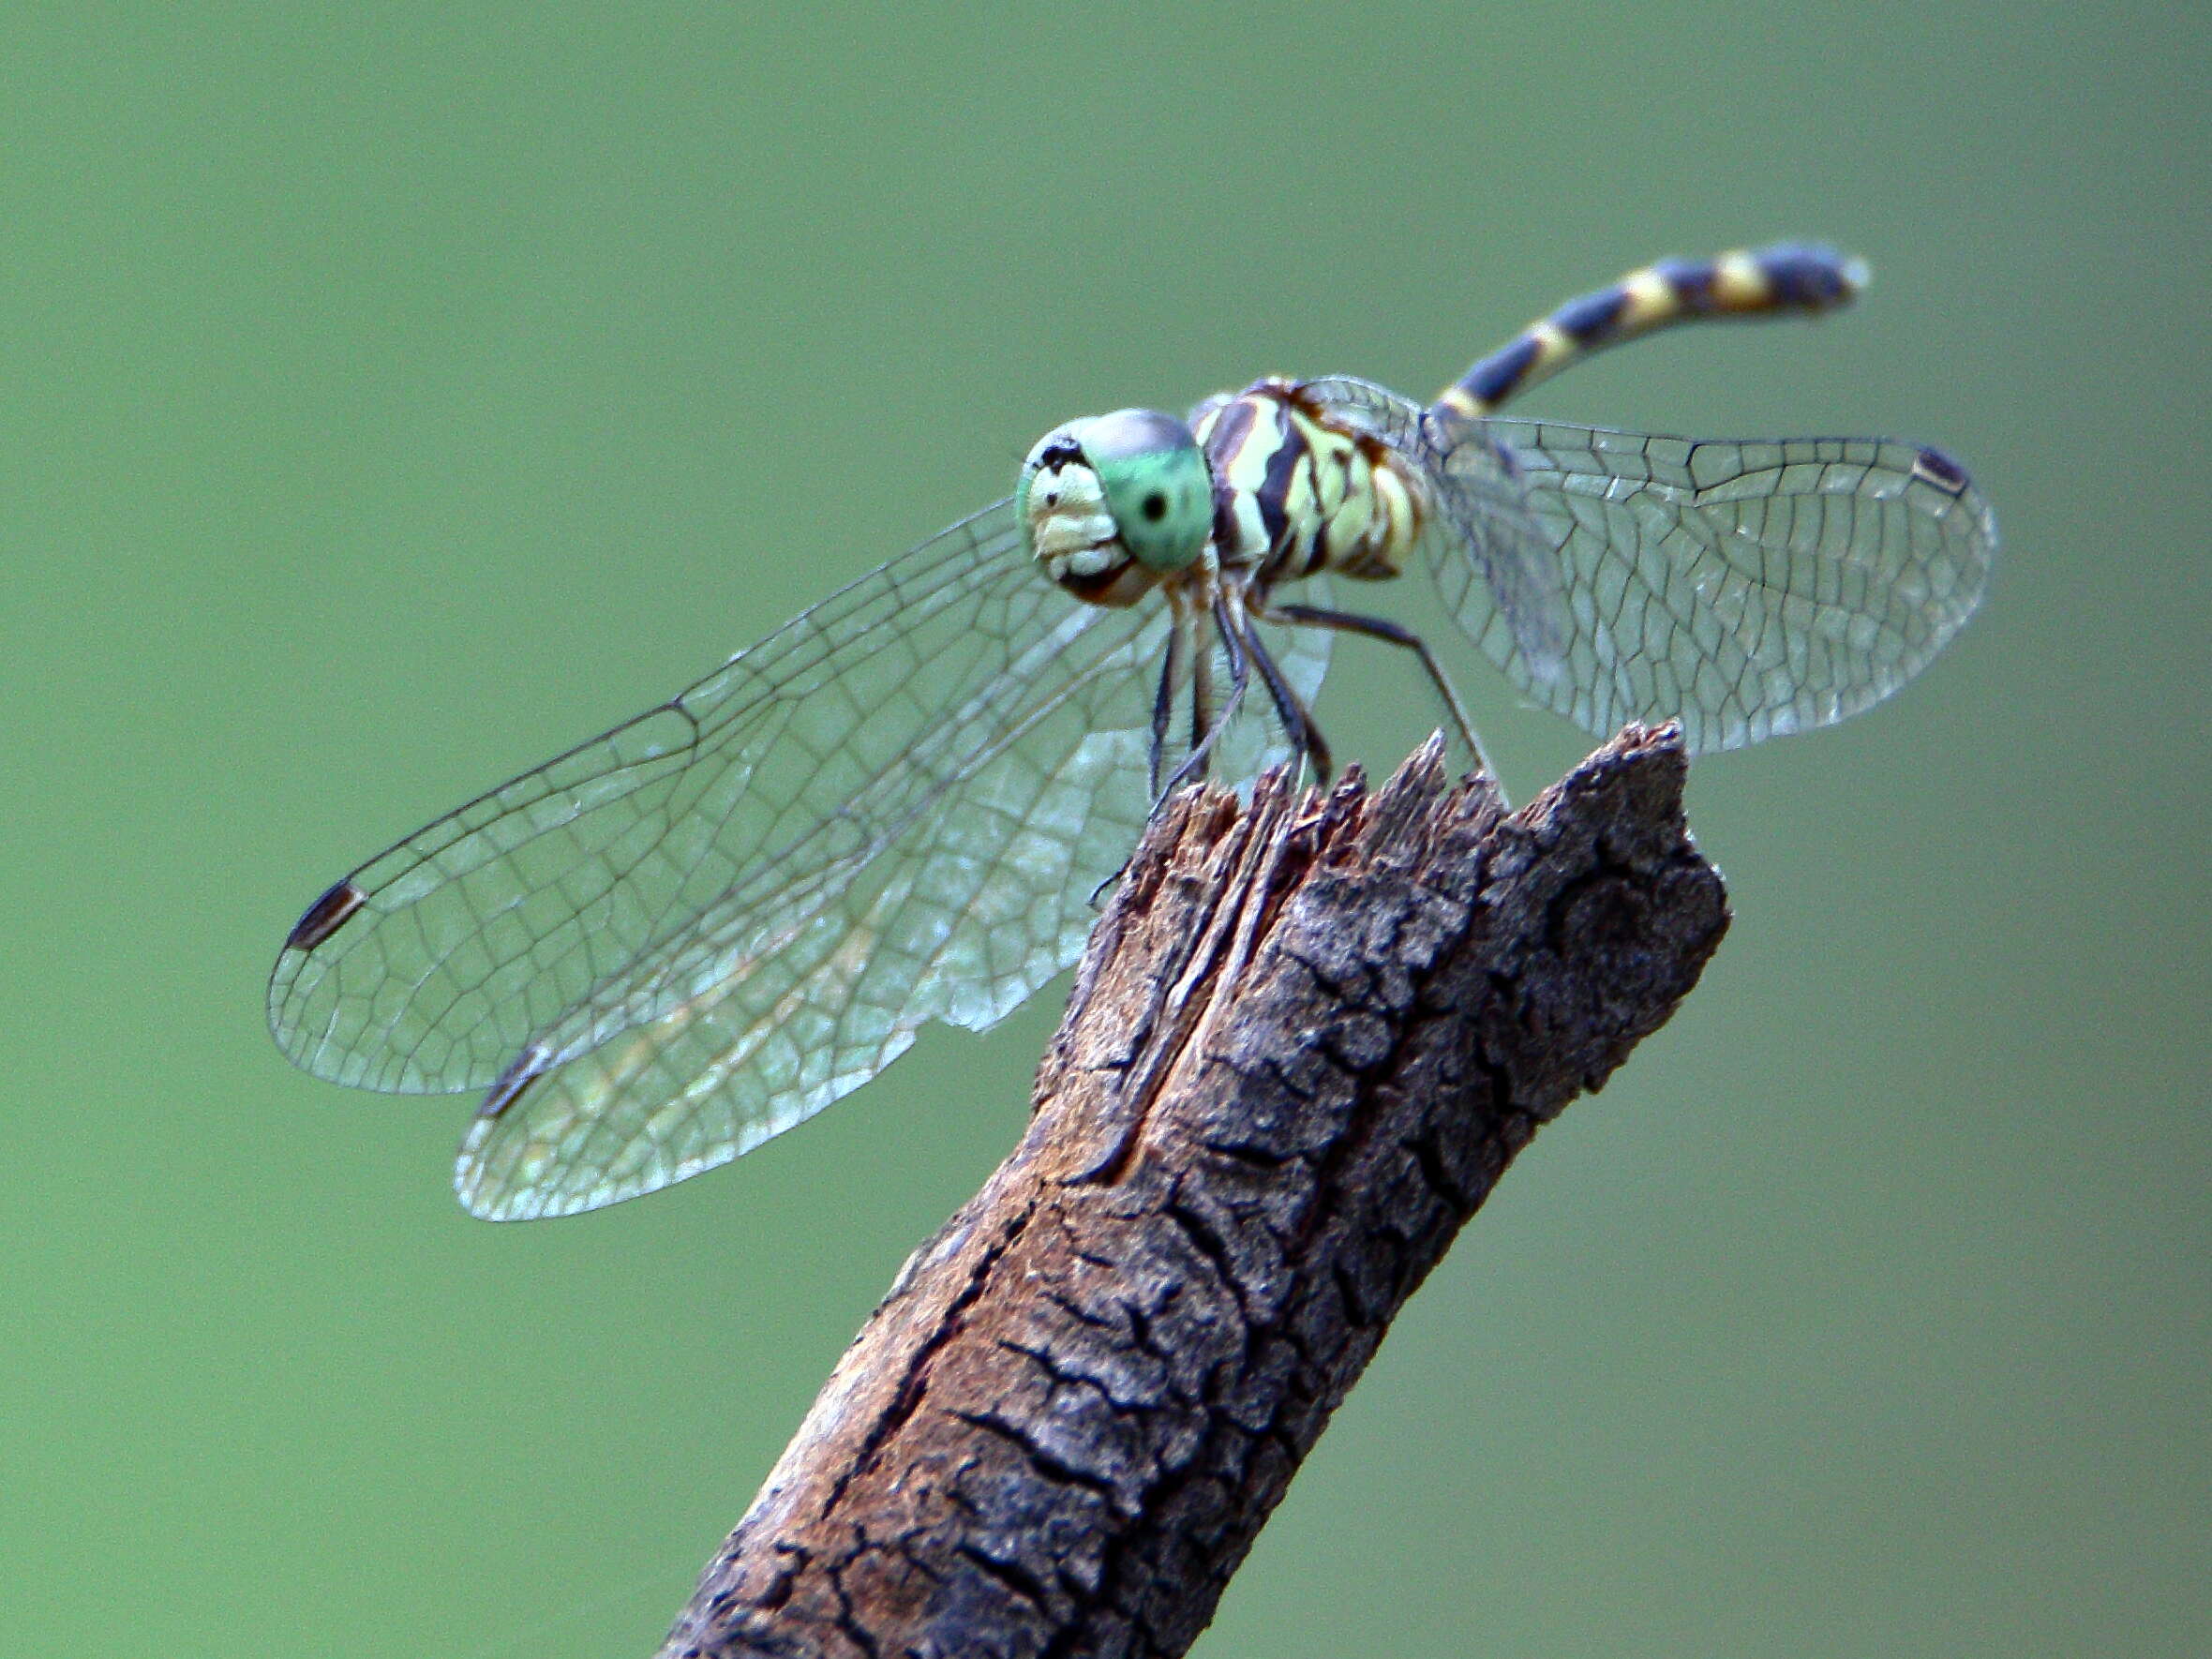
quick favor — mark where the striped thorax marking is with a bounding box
[1192,378,1426,588]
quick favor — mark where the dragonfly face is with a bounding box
[1018,408,1212,605]
[271,243,1995,1218]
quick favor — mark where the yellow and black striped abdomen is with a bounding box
[1194,379,1425,588]
[1434,243,1868,421]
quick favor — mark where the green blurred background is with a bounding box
[4,3,2205,1653]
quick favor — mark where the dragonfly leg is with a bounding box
[1236,605,1335,786]
[1097,603,1206,904]
[1188,610,1216,776]
[1264,599,1502,794]
[1149,603,1191,798]
[1209,590,1249,757]
[1152,595,1249,807]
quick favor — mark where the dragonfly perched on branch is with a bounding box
[270,244,1993,1219]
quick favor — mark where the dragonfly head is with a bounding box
[1019,409,1213,605]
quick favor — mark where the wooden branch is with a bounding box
[658,726,1728,1659]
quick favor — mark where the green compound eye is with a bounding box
[1077,409,1213,572]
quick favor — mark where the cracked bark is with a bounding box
[657,725,1729,1659]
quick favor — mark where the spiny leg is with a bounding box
[1099,600,1221,903]
[1235,605,1335,786]
[1092,605,1199,905]
[1433,243,1866,421]
[1190,603,1215,774]
[1154,594,1250,805]
[1264,600,1501,795]
[1148,601,1192,799]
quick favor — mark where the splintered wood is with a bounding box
[661,727,1728,1659]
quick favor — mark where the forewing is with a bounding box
[272,501,1094,1095]
[1425,419,1995,752]
[451,578,1327,1219]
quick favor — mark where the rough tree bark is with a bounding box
[658,725,1729,1659]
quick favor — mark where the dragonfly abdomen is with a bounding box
[1194,379,1425,590]
[1434,243,1868,420]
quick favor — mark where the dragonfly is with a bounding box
[271,244,1994,1220]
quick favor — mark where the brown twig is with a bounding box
[658,726,1728,1659]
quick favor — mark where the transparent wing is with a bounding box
[270,501,1328,1218]
[1427,418,1995,752]
[272,502,1048,1095]
[453,610,1325,1219]
[1302,378,1572,682]
[1301,377,1995,755]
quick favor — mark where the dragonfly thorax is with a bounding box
[1019,409,1212,607]
[1192,378,1427,589]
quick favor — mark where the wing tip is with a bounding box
[283,879,366,952]
[1910,443,1972,496]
